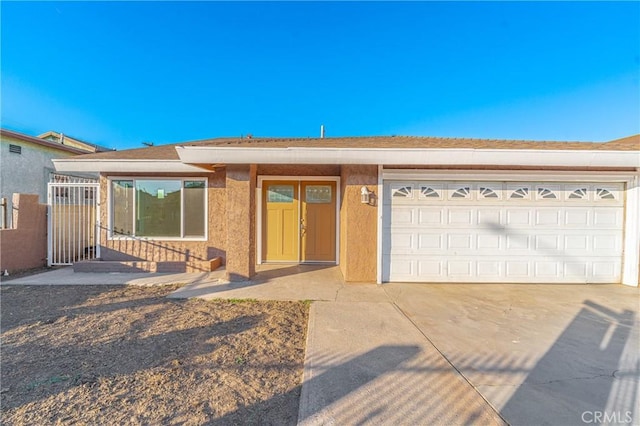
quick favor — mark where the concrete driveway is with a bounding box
[296,277,639,425]
[383,283,640,426]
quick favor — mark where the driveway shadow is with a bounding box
[502,300,637,425]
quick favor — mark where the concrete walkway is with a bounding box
[1,266,226,287]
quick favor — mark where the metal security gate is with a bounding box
[48,178,100,266]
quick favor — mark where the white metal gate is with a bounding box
[48,179,100,266]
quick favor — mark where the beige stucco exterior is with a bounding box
[339,165,378,282]
[225,165,257,281]
[95,164,379,281]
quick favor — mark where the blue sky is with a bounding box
[1,1,638,150]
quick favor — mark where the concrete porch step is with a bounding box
[74,257,222,273]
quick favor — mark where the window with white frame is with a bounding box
[111,178,206,238]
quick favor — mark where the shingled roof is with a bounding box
[70,134,640,161]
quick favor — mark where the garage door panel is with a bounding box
[477,209,503,227]
[390,232,414,250]
[535,210,562,226]
[534,261,561,277]
[477,261,501,278]
[505,261,530,278]
[592,235,622,252]
[383,180,624,283]
[477,234,501,249]
[506,209,532,226]
[593,209,623,227]
[534,235,561,251]
[391,207,416,226]
[418,233,443,250]
[448,260,473,276]
[390,258,415,276]
[447,234,473,250]
[418,208,443,225]
[418,260,442,276]
[593,262,619,279]
[564,235,589,251]
[564,209,590,227]
[448,209,474,225]
[506,234,531,250]
[564,262,589,279]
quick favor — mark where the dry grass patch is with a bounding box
[1,285,309,425]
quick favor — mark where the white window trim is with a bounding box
[107,176,208,241]
[256,175,340,265]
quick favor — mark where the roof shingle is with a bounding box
[70,134,640,161]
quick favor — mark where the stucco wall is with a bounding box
[0,135,78,228]
[339,165,378,282]
[225,165,257,280]
[0,194,47,273]
[98,172,226,272]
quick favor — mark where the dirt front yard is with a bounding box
[0,285,309,425]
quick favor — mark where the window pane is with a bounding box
[306,185,332,203]
[184,181,205,237]
[267,185,294,203]
[112,180,133,235]
[135,180,181,237]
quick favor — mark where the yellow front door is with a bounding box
[301,181,336,262]
[262,180,337,263]
[262,181,299,261]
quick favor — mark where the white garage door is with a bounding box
[382,181,624,283]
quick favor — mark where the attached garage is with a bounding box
[382,180,625,283]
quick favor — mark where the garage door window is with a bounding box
[509,187,530,199]
[392,185,413,198]
[479,187,500,199]
[568,188,588,199]
[596,188,615,200]
[537,187,558,199]
[420,186,441,199]
[450,187,471,199]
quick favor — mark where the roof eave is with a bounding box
[53,159,204,173]
[176,147,640,168]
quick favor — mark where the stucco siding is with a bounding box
[339,165,378,282]
[1,135,77,227]
[225,165,257,280]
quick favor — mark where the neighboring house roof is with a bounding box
[53,134,640,173]
[37,130,113,153]
[1,128,94,155]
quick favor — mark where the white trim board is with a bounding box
[177,146,640,168]
[54,159,204,173]
[382,170,639,182]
